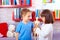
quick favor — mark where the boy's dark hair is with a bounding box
[41,9,54,24]
[21,8,31,17]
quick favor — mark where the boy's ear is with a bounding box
[22,15,25,18]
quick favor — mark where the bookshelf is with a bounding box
[11,0,59,22]
[0,0,32,8]
[53,10,60,20]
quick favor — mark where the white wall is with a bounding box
[28,0,60,11]
[0,8,16,24]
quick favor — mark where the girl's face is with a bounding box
[41,17,45,23]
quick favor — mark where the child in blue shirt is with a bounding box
[15,9,33,40]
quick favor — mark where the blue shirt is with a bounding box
[15,21,33,40]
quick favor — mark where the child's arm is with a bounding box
[36,26,53,38]
[32,21,39,36]
[15,22,21,40]
[33,26,39,37]
[15,32,19,40]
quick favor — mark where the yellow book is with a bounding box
[58,10,60,19]
[43,0,46,3]
[2,0,5,5]
[59,12,60,19]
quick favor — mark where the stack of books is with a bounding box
[14,8,21,19]
[2,0,11,5]
[43,0,53,3]
[54,10,60,19]
[1,0,31,5]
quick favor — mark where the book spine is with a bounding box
[21,0,24,5]
[30,0,32,6]
[55,10,59,19]
[16,8,19,18]
[0,0,2,5]
[16,0,20,5]
[58,10,60,19]
[43,0,46,3]
[11,0,14,5]
[2,0,5,5]
[35,10,39,17]
[19,8,21,18]
[26,0,30,5]
[5,0,9,5]
[52,11,55,20]
[50,0,52,3]
[2,0,3,5]
[43,0,52,3]
[16,8,21,19]
[59,10,60,19]
[52,0,55,3]
[9,0,11,5]
[14,0,17,5]
[14,8,17,19]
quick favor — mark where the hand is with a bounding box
[34,33,39,37]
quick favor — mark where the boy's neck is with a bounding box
[22,20,29,24]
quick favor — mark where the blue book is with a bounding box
[52,0,55,3]
[16,8,19,18]
[36,10,39,17]
[16,8,21,19]
[19,8,21,18]
[14,0,17,5]
[26,0,30,5]
[5,0,9,5]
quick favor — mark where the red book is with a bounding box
[10,0,14,5]
[24,0,26,5]
[50,0,52,3]
[30,0,32,6]
[20,0,26,6]
[52,11,55,20]
[0,0,2,5]
[19,0,21,5]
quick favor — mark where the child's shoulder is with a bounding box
[28,21,33,25]
[29,21,33,23]
[45,24,53,26]
[17,21,23,25]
